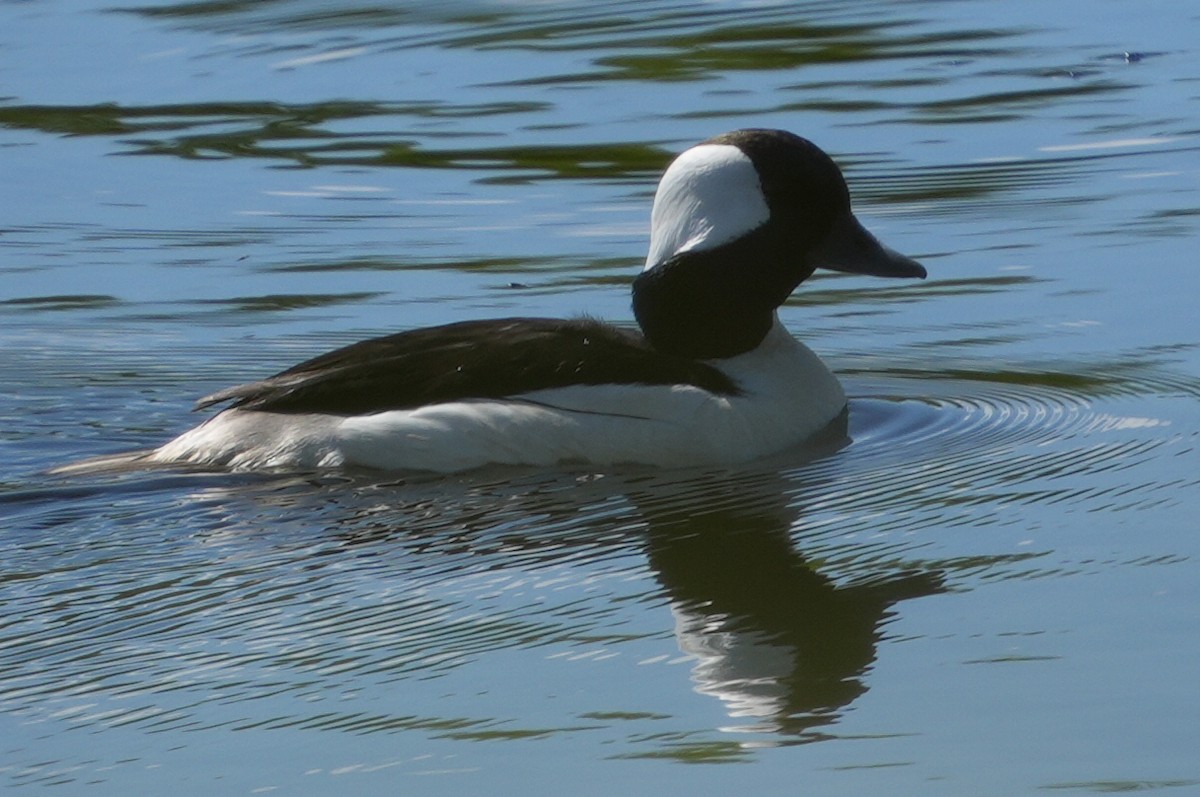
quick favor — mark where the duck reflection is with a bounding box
[162,457,943,740]
[636,475,943,737]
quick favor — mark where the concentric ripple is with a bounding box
[853,376,1098,456]
[815,357,1197,545]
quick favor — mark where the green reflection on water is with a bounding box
[789,275,1041,308]
[188,291,386,312]
[613,739,757,763]
[0,295,123,312]
[375,140,669,181]
[577,26,1011,83]
[265,255,636,275]
[0,101,670,179]
[1041,780,1200,793]
[858,358,1200,401]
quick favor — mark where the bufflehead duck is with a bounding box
[148,129,925,473]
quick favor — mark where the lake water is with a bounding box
[2,0,1199,793]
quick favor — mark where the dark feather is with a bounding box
[195,317,741,416]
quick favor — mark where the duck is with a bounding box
[147,129,926,473]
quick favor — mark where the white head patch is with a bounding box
[644,143,770,270]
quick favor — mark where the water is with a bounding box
[2,0,1199,793]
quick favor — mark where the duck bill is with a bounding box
[810,211,927,279]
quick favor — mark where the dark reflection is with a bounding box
[293,445,945,740]
[630,470,943,738]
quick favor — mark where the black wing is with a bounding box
[195,317,741,416]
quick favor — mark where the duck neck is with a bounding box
[632,226,810,359]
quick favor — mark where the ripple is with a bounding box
[0,466,662,739]
[857,381,1094,455]
[820,355,1199,548]
[3,352,1196,767]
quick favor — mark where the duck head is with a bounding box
[633,129,925,359]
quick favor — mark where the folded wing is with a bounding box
[195,317,741,416]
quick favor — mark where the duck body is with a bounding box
[146,129,925,474]
[150,318,844,471]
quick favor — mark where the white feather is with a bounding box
[644,144,770,269]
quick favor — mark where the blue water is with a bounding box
[2,1,1199,793]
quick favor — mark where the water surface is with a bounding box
[2,0,1199,793]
